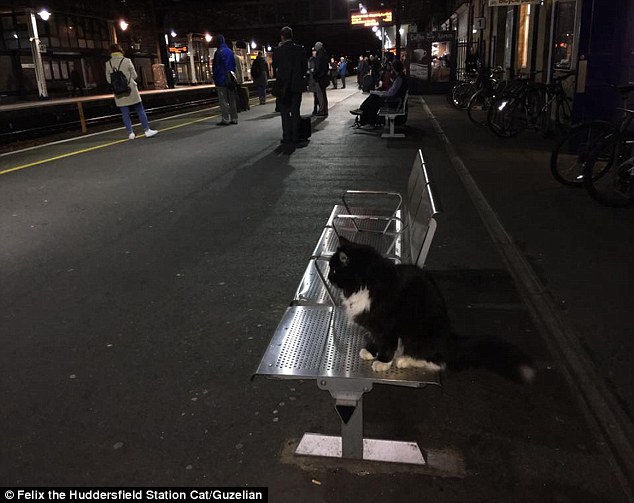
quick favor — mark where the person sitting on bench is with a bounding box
[350,60,408,126]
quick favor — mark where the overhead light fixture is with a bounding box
[266,45,272,52]
[372,26,378,32]
[251,40,257,49]
[204,33,212,42]
[37,9,51,21]
[170,30,177,38]
[359,3,367,14]
[119,19,128,31]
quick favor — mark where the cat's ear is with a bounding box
[338,251,350,267]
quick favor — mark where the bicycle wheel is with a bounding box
[550,121,616,186]
[584,134,634,206]
[451,82,477,109]
[487,96,527,138]
[467,89,492,127]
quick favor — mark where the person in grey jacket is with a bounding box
[105,45,157,140]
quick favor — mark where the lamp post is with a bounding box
[27,9,49,99]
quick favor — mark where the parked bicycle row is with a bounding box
[448,67,574,138]
[448,71,634,207]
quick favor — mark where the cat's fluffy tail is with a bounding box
[447,334,536,384]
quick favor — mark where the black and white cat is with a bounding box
[327,237,535,383]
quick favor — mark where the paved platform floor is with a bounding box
[0,88,632,501]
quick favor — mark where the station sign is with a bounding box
[168,45,188,54]
[350,10,393,28]
[489,0,540,5]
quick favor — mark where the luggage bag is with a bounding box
[299,116,312,140]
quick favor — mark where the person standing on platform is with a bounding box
[338,57,348,89]
[308,47,324,115]
[212,34,238,125]
[313,41,329,116]
[272,26,307,146]
[251,51,269,104]
[105,44,158,140]
[356,55,367,89]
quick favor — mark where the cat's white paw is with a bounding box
[372,360,392,372]
[359,348,376,361]
[395,355,413,369]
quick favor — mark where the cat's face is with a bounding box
[328,238,373,294]
[328,246,357,292]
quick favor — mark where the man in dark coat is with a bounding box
[313,41,329,116]
[272,26,308,145]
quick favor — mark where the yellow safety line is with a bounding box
[0,112,219,176]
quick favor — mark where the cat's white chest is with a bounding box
[342,288,372,319]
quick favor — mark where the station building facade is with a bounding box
[435,0,634,121]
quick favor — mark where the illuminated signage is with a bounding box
[350,10,393,28]
[489,0,540,6]
[168,46,188,53]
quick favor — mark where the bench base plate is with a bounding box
[295,433,426,465]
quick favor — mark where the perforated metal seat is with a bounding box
[255,149,442,465]
[256,305,441,386]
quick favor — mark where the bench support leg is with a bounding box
[337,398,364,459]
[294,379,426,465]
[381,117,406,139]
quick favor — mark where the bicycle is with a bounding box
[466,66,506,127]
[488,71,573,138]
[583,106,634,206]
[447,72,480,109]
[550,85,634,187]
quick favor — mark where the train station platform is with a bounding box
[0,87,632,501]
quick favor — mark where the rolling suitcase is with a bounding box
[299,116,312,140]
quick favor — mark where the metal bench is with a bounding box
[378,91,409,139]
[255,149,442,465]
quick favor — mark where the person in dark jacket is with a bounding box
[272,26,308,145]
[313,41,329,116]
[212,34,238,125]
[338,57,347,89]
[350,60,408,126]
[250,51,269,104]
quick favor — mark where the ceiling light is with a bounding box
[37,9,51,21]
[119,19,128,31]
[204,33,212,42]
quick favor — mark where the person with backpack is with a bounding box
[212,34,238,126]
[105,44,157,140]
